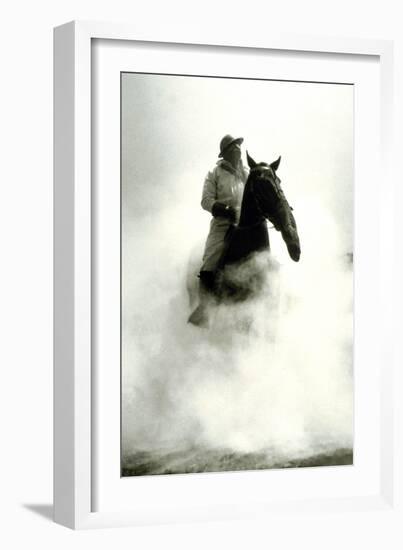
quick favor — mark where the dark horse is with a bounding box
[188,152,301,326]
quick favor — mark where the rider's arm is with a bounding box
[201,169,217,213]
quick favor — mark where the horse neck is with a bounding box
[238,179,263,227]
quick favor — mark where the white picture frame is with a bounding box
[54,20,396,530]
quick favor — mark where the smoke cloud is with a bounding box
[122,207,353,460]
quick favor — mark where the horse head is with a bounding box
[245,152,301,262]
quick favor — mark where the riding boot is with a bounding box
[187,271,216,327]
[199,270,217,295]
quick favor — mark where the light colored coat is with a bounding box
[200,160,249,272]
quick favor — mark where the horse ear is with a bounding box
[246,151,257,168]
[270,156,281,172]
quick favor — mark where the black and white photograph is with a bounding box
[121,71,354,476]
[3,0,401,543]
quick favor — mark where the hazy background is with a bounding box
[121,72,353,465]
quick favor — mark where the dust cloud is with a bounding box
[121,202,353,461]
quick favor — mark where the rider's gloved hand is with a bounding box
[212,202,236,222]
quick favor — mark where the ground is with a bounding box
[122,447,353,476]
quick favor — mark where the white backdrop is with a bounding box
[1,0,402,548]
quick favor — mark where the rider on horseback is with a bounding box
[199,134,249,292]
[188,138,300,327]
[188,134,248,326]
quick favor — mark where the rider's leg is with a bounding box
[187,271,217,327]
